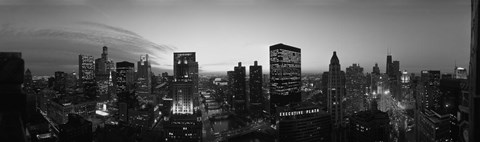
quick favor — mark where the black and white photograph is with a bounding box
[0,0,478,142]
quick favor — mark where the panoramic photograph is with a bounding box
[0,0,479,142]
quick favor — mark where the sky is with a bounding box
[0,0,471,76]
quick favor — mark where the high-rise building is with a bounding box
[321,72,329,104]
[421,70,441,86]
[24,68,33,90]
[372,63,380,75]
[232,62,247,114]
[165,52,202,142]
[95,46,109,75]
[54,71,66,93]
[137,54,152,95]
[269,43,301,115]
[327,51,346,142]
[79,55,96,99]
[249,61,263,116]
[227,70,235,110]
[416,109,451,142]
[345,64,366,115]
[419,70,442,110]
[47,95,96,124]
[276,103,331,142]
[455,66,468,79]
[393,60,400,79]
[171,82,194,115]
[348,102,390,142]
[386,54,392,77]
[116,61,135,94]
[470,1,480,141]
[65,72,77,93]
[173,52,199,109]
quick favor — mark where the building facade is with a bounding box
[249,61,263,116]
[269,43,301,115]
[276,103,331,142]
[327,51,346,142]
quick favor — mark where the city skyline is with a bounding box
[0,0,471,75]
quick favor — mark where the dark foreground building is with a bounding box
[348,102,390,142]
[56,114,92,142]
[276,103,331,142]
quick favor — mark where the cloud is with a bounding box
[0,21,176,74]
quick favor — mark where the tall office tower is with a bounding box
[386,54,392,76]
[173,52,199,109]
[24,69,33,90]
[65,72,77,93]
[470,1,480,141]
[269,43,301,115]
[137,54,152,94]
[79,55,96,99]
[54,71,66,93]
[227,71,235,110]
[455,66,468,79]
[165,52,202,142]
[116,61,135,94]
[419,70,441,110]
[321,72,329,101]
[231,62,247,113]
[95,46,108,75]
[94,46,114,101]
[345,64,366,115]
[372,63,380,75]
[393,60,400,79]
[277,103,331,142]
[171,82,194,115]
[327,51,346,142]
[249,61,263,116]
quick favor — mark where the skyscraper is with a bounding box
[372,63,380,75]
[116,61,135,94]
[455,66,468,79]
[249,61,263,116]
[95,46,115,101]
[393,60,400,79]
[173,52,199,109]
[54,71,66,93]
[419,70,441,110]
[24,69,33,90]
[345,64,366,115]
[232,62,247,114]
[327,51,346,142]
[79,55,96,99]
[137,54,152,95]
[386,54,392,76]
[165,52,202,142]
[470,1,480,141]
[269,43,301,114]
[95,46,109,75]
[227,70,235,110]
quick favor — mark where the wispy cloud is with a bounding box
[0,21,176,73]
